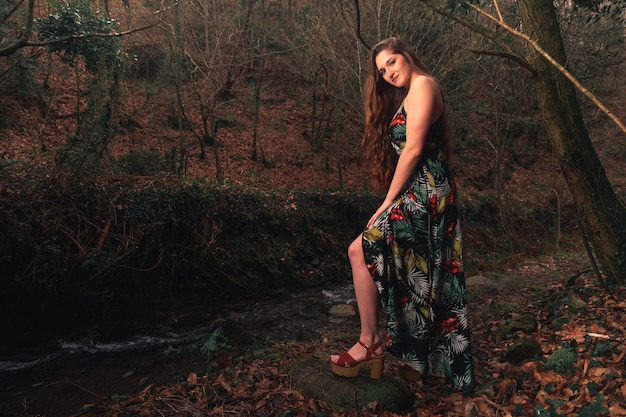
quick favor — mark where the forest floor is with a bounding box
[45,252,625,417]
[4,251,624,417]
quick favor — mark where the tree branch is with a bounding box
[0,0,35,57]
[353,0,370,50]
[468,49,537,75]
[467,2,626,136]
[1,0,27,25]
[0,2,168,57]
[418,0,522,58]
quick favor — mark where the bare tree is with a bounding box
[164,0,262,183]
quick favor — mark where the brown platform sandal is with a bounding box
[330,340,384,379]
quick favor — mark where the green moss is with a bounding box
[508,314,538,332]
[503,338,542,364]
[545,346,577,374]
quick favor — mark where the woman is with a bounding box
[330,37,474,391]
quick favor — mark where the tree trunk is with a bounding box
[518,0,626,283]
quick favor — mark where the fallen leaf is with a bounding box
[187,372,198,385]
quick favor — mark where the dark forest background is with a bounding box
[1,0,625,322]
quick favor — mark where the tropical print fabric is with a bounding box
[362,103,475,391]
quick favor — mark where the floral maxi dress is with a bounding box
[362,103,475,391]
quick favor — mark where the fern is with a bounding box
[200,327,230,371]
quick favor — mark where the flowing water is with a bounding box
[0,284,356,417]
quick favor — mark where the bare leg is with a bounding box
[331,234,383,363]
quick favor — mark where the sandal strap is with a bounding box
[358,340,383,360]
[334,350,357,367]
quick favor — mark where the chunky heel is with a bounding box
[369,357,384,379]
[330,340,385,379]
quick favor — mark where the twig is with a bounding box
[588,332,625,342]
[481,394,508,412]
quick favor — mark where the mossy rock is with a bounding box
[328,304,356,318]
[492,314,538,343]
[289,357,414,412]
[508,314,538,332]
[491,326,509,343]
[568,293,588,311]
[502,338,542,364]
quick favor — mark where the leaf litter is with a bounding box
[68,255,625,417]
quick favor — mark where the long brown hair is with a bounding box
[362,37,452,192]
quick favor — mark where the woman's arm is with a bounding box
[366,76,443,227]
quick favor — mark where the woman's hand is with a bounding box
[366,200,394,229]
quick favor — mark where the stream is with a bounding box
[0,283,356,417]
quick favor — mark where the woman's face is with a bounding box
[375,49,412,89]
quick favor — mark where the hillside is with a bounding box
[3,55,625,270]
[1,63,368,191]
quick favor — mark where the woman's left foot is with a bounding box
[330,340,385,378]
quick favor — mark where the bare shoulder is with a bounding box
[413,74,439,88]
[405,75,442,115]
[407,75,440,99]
